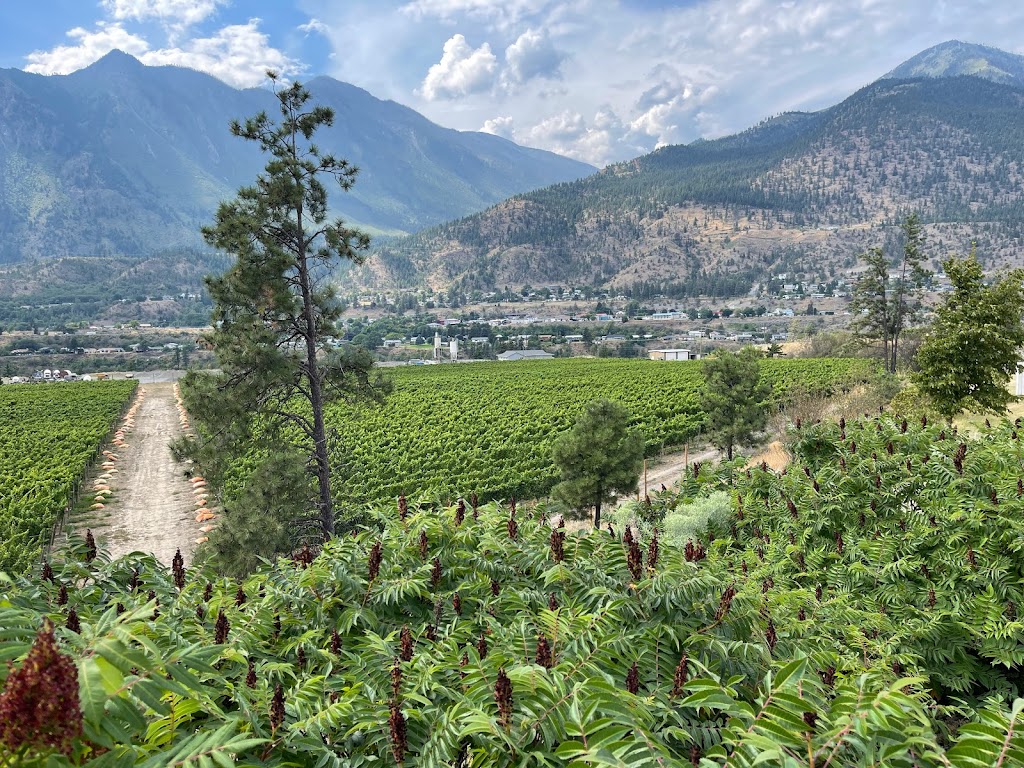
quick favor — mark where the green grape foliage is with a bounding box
[215,358,871,510]
[0,381,137,574]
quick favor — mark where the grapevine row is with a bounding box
[317,357,872,506]
[0,380,137,574]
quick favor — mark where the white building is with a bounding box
[648,348,696,361]
[497,350,555,361]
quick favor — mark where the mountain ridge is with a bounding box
[0,52,594,263]
[363,42,1024,296]
[882,40,1024,88]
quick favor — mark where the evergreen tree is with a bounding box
[178,74,387,552]
[888,213,928,373]
[849,213,930,373]
[551,399,645,529]
[701,348,771,460]
[913,252,1024,420]
[850,246,891,367]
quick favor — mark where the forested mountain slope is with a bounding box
[882,40,1024,87]
[0,51,594,263]
[367,43,1024,295]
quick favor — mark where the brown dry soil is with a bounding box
[641,441,792,492]
[69,382,197,566]
[638,446,720,495]
[746,440,792,472]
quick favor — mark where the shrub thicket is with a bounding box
[3,413,1024,765]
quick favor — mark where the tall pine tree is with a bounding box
[849,214,930,373]
[551,400,645,529]
[179,75,386,557]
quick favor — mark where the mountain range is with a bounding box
[0,51,593,263]
[366,41,1024,296]
[4,40,1024,301]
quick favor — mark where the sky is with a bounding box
[2,0,1023,167]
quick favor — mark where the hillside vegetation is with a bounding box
[0,52,593,262]
[368,73,1024,294]
[3,414,1024,765]
[882,40,1024,87]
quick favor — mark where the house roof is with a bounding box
[497,350,555,360]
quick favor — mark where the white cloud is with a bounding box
[24,18,301,88]
[140,19,303,87]
[310,0,1024,166]
[480,115,516,139]
[24,23,150,75]
[420,34,498,100]
[526,110,586,144]
[516,106,642,165]
[503,28,565,88]
[297,18,330,36]
[635,65,690,112]
[624,65,720,149]
[400,0,550,28]
[102,0,225,34]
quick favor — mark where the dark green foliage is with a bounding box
[914,252,1024,420]
[551,399,645,528]
[743,415,1024,698]
[5,421,1024,767]
[701,348,771,460]
[199,447,311,578]
[849,213,930,373]
[179,76,388,560]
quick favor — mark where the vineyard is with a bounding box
[3,413,1024,765]
[0,380,137,574]
[309,358,872,506]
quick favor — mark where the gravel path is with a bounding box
[70,382,197,565]
[636,446,720,496]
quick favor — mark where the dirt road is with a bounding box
[71,382,197,566]
[635,447,720,497]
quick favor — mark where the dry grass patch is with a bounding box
[746,440,791,472]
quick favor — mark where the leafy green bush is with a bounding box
[888,382,941,422]
[5,412,1024,765]
[609,496,663,535]
[663,490,732,545]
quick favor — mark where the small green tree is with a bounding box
[178,74,387,558]
[913,252,1024,421]
[551,399,645,529]
[199,446,311,577]
[701,347,771,460]
[850,213,930,373]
